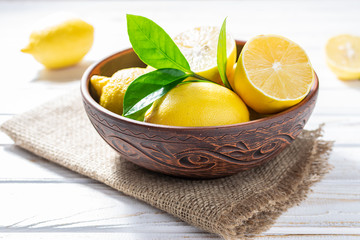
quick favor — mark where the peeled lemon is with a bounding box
[21,13,94,69]
[325,34,360,80]
[145,82,249,127]
[232,34,314,114]
[91,67,151,115]
[173,26,237,85]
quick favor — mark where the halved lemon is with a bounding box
[326,34,360,80]
[173,26,237,85]
[232,34,315,114]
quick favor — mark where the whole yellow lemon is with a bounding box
[21,13,94,69]
[145,82,249,127]
[91,67,151,115]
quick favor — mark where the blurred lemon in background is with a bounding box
[21,13,94,69]
[173,26,236,86]
[325,34,360,80]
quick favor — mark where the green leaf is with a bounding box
[123,104,153,122]
[127,14,191,73]
[217,17,232,90]
[123,68,191,120]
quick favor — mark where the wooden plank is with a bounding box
[0,181,358,235]
[0,183,207,233]
[0,233,220,240]
[0,232,359,240]
[0,145,91,182]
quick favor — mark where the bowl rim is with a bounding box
[81,41,319,131]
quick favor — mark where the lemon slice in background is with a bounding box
[21,13,94,69]
[326,34,360,80]
[232,34,314,114]
[173,26,237,85]
[144,82,249,127]
[91,67,151,115]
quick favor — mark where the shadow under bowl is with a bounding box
[81,41,319,179]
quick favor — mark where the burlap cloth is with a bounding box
[1,91,333,239]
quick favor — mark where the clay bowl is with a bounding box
[81,40,319,179]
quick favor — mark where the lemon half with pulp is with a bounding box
[326,34,360,80]
[232,34,314,114]
[174,26,237,86]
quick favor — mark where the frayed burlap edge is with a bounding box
[217,126,334,239]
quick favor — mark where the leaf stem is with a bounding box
[191,73,210,81]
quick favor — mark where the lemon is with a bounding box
[21,13,94,69]
[145,82,249,127]
[232,34,314,114]
[325,34,360,80]
[173,26,237,85]
[91,67,150,115]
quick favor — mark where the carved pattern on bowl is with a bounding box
[83,98,315,176]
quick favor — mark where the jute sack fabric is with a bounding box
[0,91,333,239]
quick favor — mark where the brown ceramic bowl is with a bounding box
[81,41,319,179]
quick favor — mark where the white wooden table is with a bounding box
[1,1,359,239]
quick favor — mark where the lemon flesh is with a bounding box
[326,34,360,80]
[21,13,94,69]
[173,26,237,86]
[145,82,249,127]
[233,34,314,114]
[91,67,150,115]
